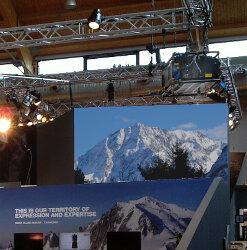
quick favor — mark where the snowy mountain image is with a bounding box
[76,123,227,182]
[207,145,228,178]
[84,196,194,250]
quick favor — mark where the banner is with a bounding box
[0,178,213,250]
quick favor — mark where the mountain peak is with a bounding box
[131,122,145,129]
[77,123,226,182]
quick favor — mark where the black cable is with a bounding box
[69,81,74,107]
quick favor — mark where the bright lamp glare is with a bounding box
[88,9,102,30]
[229,119,234,127]
[89,21,100,30]
[0,118,11,133]
[42,117,47,123]
[37,113,43,120]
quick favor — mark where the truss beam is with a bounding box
[0,8,190,50]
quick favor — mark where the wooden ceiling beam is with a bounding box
[0,1,246,61]
[18,1,182,25]
[0,0,36,74]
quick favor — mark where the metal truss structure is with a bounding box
[0,64,163,88]
[48,93,213,117]
[0,1,242,129]
[182,0,212,26]
[0,59,242,123]
[221,61,242,122]
[0,8,190,50]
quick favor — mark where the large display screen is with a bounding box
[74,104,228,183]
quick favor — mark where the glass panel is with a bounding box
[87,54,136,70]
[209,40,247,58]
[0,64,24,75]
[160,46,186,62]
[38,57,84,74]
[139,50,157,65]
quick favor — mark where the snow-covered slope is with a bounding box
[76,123,226,182]
[84,196,194,250]
[207,145,228,178]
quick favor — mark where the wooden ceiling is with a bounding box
[0,0,246,65]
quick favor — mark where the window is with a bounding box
[160,46,186,62]
[0,64,24,75]
[87,54,136,70]
[38,57,84,74]
[209,40,247,58]
[139,50,157,65]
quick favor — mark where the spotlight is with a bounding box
[37,113,43,121]
[88,9,102,30]
[30,90,41,106]
[0,118,11,133]
[0,107,13,133]
[229,119,234,127]
[23,90,33,107]
[41,117,47,123]
[23,90,41,108]
[64,0,77,10]
[27,121,33,126]
[207,88,216,95]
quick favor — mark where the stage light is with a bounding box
[64,0,77,9]
[37,113,43,121]
[30,90,41,106]
[88,9,102,30]
[0,118,11,133]
[0,107,13,133]
[27,121,33,126]
[229,119,234,127]
[41,117,47,123]
[207,88,216,95]
[23,90,41,108]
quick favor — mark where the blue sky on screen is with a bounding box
[74,104,227,158]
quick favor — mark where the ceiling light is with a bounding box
[64,0,77,10]
[27,121,33,126]
[88,9,102,30]
[0,118,11,133]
